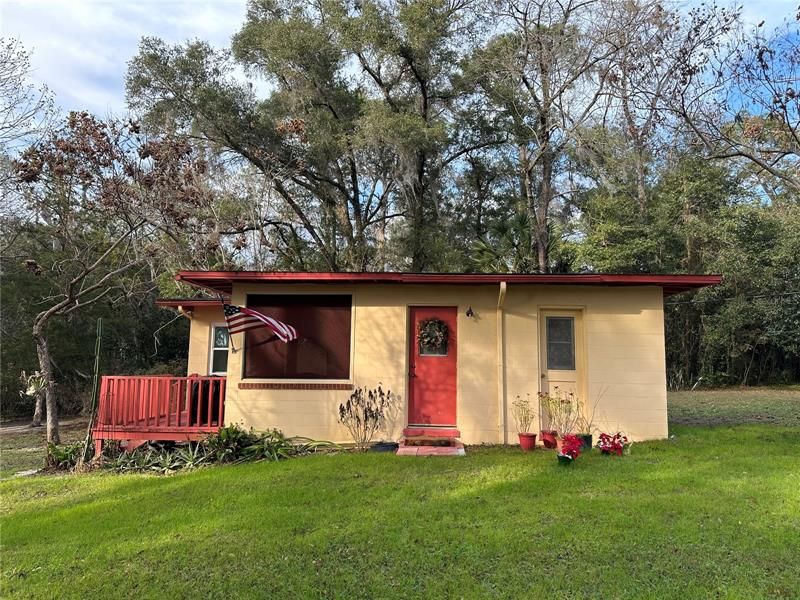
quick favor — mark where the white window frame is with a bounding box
[208,323,229,376]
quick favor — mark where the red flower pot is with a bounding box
[518,433,537,451]
[541,430,558,449]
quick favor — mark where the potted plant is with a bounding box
[596,432,629,456]
[511,394,537,451]
[538,391,558,448]
[575,401,594,450]
[557,434,583,465]
[540,388,581,449]
[369,440,400,452]
[575,388,604,450]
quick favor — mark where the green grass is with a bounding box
[669,387,800,427]
[0,420,87,479]
[1,390,799,598]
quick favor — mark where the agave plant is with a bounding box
[244,429,296,462]
[149,450,183,475]
[174,443,210,469]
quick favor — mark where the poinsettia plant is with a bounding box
[596,432,628,456]
[558,434,583,460]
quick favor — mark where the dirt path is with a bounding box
[1,418,83,435]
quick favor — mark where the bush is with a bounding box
[338,385,395,451]
[98,426,337,475]
[203,424,261,463]
[46,441,84,470]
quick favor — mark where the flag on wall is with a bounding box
[223,303,298,343]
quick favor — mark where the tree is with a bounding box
[577,1,727,212]
[465,0,632,272]
[127,0,493,272]
[12,112,215,442]
[674,10,799,195]
[0,38,54,152]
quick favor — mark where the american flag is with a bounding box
[223,303,298,343]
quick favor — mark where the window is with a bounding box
[244,294,352,379]
[210,326,229,374]
[546,316,575,370]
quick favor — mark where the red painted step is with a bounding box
[403,427,460,438]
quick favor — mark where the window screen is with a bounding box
[546,316,575,370]
[210,326,229,374]
[244,295,352,379]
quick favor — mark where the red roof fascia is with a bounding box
[175,271,721,296]
[155,298,226,309]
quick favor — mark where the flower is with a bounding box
[597,432,628,456]
[559,434,583,460]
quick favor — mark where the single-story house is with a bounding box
[92,271,719,452]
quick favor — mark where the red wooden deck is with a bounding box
[92,375,226,450]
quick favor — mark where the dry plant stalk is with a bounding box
[338,385,394,451]
[511,393,536,433]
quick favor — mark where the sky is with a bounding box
[1,0,797,116]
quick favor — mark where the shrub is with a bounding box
[203,424,260,463]
[98,427,335,475]
[338,385,394,451]
[243,429,298,461]
[46,441,84,470]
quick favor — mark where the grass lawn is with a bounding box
[669,386,800,427]
[1,391,799,598]
[0,420,87,480]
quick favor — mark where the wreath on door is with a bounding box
[418,318,449,355]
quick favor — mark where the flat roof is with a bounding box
[174,271,721,296]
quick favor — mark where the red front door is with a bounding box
[408,306,457,426]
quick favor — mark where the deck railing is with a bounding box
[95,375,226,433]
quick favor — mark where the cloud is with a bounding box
[0,0,247,115]
[737,0,798,28]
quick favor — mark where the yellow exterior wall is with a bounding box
[223,284,500,443]
[189,283,668,444]
[186,306,225,376]
[503,285,667,442]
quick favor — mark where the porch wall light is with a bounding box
[466,306,475,318]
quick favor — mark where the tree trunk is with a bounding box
[33,321,60,444]
[31,391,44,427]
[519,145,539,273]
[409,152,429,272]
[535,148,555,274]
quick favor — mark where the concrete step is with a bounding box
[396,439,466,456]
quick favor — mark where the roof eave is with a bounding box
[174,271,722,296]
